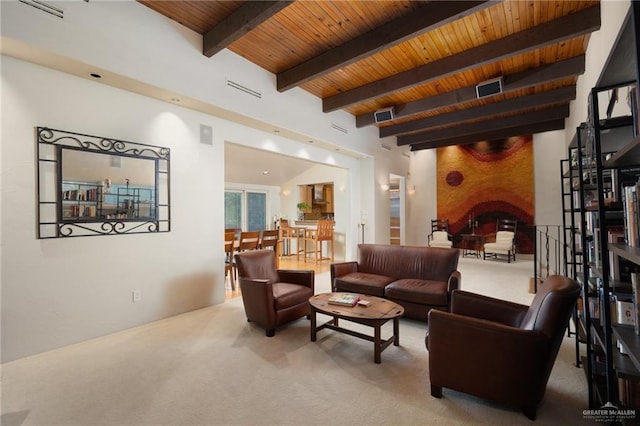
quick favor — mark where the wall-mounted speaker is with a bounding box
[475,77,503,99]
[374,107,395,124]
[200,124,213,145]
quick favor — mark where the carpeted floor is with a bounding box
[1,257,590,425]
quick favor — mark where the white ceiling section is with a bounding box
[224,142,332,186]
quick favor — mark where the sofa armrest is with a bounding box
[450,290,529,327]
[330,261,358,291]
[447,270,461,293]
[277,269,315,290]
[427,309,548,397]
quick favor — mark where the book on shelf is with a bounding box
[327,293,360,307]
[619,376,640,409]
[615,300,635,326]
[632,273,640,335]
[622,183,640,247]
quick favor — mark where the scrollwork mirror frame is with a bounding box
[36,127,171,238]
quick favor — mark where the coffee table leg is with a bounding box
[374,324,381,364]
[310,306,317,342]
[393,317,400,346]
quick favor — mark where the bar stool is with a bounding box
[303,219,334,263]
[279,219,304,260]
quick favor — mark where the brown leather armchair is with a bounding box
[426,275,579,420]
[234,249,314,337]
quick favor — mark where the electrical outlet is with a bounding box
[132,290,142,302]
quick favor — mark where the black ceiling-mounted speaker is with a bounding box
[374,107,395,124]
[475,77,504,99]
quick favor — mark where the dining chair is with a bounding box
[259,229,280,267]
[233,231,261,279]
[224,230,236,290]
[238,231,260,252]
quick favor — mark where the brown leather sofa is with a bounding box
[426,275,579,420]
[331,244,461,321]
[234,249,314,337]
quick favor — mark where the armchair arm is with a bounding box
[450,289,528,327]
[427,310,549,403]
[277,269,315,290]
[238,278,276,327]
[330,261,358,291]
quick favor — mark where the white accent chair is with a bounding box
[428,219,453,248]
[429,231,453,248]
[483,219,517,263]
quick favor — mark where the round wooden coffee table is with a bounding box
[309,293,404,364]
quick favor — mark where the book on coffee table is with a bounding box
[327,293,360,307]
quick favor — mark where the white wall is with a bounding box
[1,57,222,362]
[405,150,438,246]
[533,130,567,226]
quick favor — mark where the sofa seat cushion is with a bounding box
[273,283,314,310]
[334,272,395,297]
[385,279,448,306]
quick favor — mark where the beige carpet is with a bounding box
[1,257,590,425]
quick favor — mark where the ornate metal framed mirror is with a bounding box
[36,127,170,238]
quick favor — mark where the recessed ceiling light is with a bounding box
[262,170,269,175]
[274,129,280,133]
[308,140,314,144]
[171,97,181,103]
[89,73,102,79]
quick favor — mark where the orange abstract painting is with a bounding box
[437,136,534,254]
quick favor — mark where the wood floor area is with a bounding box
[225,255,333,300]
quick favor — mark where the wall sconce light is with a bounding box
[408,185,416,195]
[380,183,390,191]
[281,189,291,196]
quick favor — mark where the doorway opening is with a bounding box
[389,174,404,245]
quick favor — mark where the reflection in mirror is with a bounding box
[61,149,156,221]
[37,127,170,238]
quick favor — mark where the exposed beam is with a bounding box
[357,54,585,127]
[277,1,492,92]
[323,4,600,112]
[381,86,576,137]
[409,119,566,151]
[397,105,569,146]
[203,1,293,57]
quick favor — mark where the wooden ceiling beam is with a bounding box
[276,1,491,92]
[397,105,569,146]
[203,1,293,58]
[381,86,576,137]
[357,54,585,127]
[409,119,566,151]
[323,4,600,112]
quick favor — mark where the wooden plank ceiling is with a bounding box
[138,0,600,151]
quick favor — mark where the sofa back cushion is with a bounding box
[357,244,459,282]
